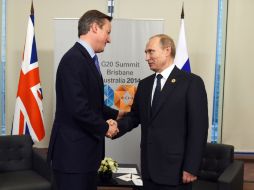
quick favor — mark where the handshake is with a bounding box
[106,119,118,138]
[105,111,127,138]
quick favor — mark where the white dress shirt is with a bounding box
[151,64,175,105]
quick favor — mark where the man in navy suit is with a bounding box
[110,34,209,190]
[47,10,122,190]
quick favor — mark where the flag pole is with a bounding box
[181,2,184,19]
[31,0,34,15]
[174,3,191,72]
[12,0,45,142]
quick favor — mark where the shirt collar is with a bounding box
[156,63,175,80]
[77,39,95,58]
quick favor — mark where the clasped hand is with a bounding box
[106,119,119,138]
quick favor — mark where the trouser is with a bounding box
[53,170,97,190]
[143,178,192,190]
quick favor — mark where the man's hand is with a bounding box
[106,119,119,138]
[182,171,197,183]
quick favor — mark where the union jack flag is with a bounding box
[12,2,45,142]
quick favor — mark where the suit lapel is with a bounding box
[144,74,156,120]
[150,66,181,121]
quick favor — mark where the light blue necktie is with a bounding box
[93,54,101,75]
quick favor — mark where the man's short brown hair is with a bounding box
[78,10,112,37]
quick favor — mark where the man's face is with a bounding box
[95,19,111,53]
[145,37,170,73]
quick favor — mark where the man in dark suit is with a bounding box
[110,34,208,190]
[47,10,121,190]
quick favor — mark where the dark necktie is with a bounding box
[93,54,101,75]
[152,74,163,110]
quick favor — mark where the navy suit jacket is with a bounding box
[118,66,208,185]
[48,42,118,173]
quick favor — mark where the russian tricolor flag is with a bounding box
[174,6,191,73]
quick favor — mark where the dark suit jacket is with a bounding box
[118,66,208,186]
[47,42,118,173]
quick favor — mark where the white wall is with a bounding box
[222,0,254,152]
[6,0,217,149]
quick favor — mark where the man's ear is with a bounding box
[91,22,98,33]
[165,46,171,56]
